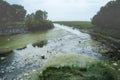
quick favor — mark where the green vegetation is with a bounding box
[41,54,96,69]
[26,10,53,32]
[32,40,47,47]
[31,54,117,80]
[0,0,26,23]
[0,0,53,35]
[0,21,25,27]
[91,0,120,59]
[107,61,120,78]
[25,10,54,32]
[54,21,93,30]
[92,0,120,39]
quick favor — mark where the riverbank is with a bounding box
[1,24,118,80]
[27,23,119,80]
[55,21,120,60]
[0,21,54,36]
[54,21,120,43]
[0,25,68,54]
[30,54,119,80]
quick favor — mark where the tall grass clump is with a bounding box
[30,54,117,80]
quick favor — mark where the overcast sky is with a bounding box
[6,0,111,21]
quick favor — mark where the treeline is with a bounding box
[26,10,53,31]
[92,0,120,39]
[0,0,53,33]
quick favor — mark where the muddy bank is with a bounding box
[90,32,120,48]
[0,23,54,36]
[89,32,120,60]
[0,25,28,36]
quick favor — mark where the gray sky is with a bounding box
[6,0,111,21]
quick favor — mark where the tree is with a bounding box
[92,0,120,27]
[0,0,12,22]
[43,11,48,20]
[26,10,48,25]
[92,0,120,39]
[25,13,35,27]
[0,0,26,23]
[34,10,48,21]
[12,4,26,21]
[35,10,44,21]
[25,10,53,31]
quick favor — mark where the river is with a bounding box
[0,24,109,80]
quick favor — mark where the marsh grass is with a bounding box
[41,54,96,69]
[30,54,117,80]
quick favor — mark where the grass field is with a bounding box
[54,21,94,30]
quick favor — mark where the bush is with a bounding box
[26,20,54,32]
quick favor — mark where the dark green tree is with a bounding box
[0,0,26,23]
[92,0,120,39]
[0,0,12,22]
[34,10,48,21]
[92,0,120,27]
[12,4,26,21]
[25,10,53,31]
[25,13,35,27]
[34,10,44,21]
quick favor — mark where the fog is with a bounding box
[6,0,111,21]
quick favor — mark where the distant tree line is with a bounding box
[0,0,53,33]
[92,0,120,39]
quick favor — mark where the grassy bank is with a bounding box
[54,21,120,40]
[54,21,93,30]
[30,54,118,80]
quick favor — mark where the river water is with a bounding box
[0,24,109,80]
